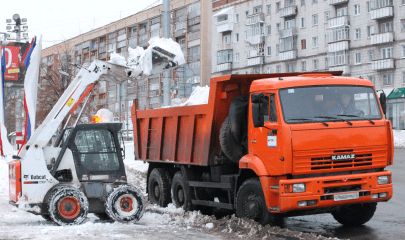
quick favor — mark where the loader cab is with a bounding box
[57,123,126,183]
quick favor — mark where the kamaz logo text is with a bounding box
[331,154,356,160]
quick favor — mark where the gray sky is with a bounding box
[0,0,161,49]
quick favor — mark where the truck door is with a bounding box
[250,93,280,169]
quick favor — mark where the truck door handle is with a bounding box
[251,140,257,143]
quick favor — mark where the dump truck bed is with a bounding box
[131,72,342,166]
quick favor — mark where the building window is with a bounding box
[301,0,306,6]
[367,2,373,12]
[285,19,296,29]
[313,59,319,70]
[337,7,347,17]
[403,46,405,57]
[267,67,272,73]
[401,19,405,31]
[355,28,361,39]
[325,11,330,23]
[253,6,262,14]
[382,47,393,59]
[276,2,281,13]
[235,53,240,62]
[267,25,271,35]
[380,22,393,33]
[368,51,374,62]
[312,14,318,26]
[235,33,239,42]
[267,5,271,14]
[369,76,375,85]
[313,37,318,47]
[217,50,233,64]
[246,11,249,17]
[312,0,317,3]
[302,61,307,71]
[276,65,281,73]
[403,72,405,83]
[383,74,393,85]
[276,23,281,31]
[301,39,306,49]
[267,46,271,56]
[287,63,296,73]
[355,53,361,64]
[276,44,279,55]
[354,4,361,15]
[367,26,375,37]
[235,14,239,23]
[223,34,231,43]
[300,17,306,28]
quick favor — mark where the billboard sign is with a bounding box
[0,46,20,81]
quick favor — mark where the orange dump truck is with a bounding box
[131,73,393,226]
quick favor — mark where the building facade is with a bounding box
[211,0,405,129]
[41,0,211,119]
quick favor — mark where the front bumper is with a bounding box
[275,171,392,213]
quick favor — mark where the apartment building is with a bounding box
[211,0,405,129]
[41,0,211,118]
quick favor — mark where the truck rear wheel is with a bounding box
[148,168,171,207]
[171,172,192,210]
[105,185,145,223]
[220,117,245,162]
[332,202,377,226]
[236,178,283,226]
[47,187,89,226]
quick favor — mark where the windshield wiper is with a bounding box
[314,116,353,126]
[337,115,375,125]
[288,118,329,127]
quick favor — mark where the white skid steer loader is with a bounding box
[8,40,184,225]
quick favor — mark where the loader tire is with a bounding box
[171,172,192,211]
[148,168,172,207]
[236,178,283,226]
[41,215,52,221]
[332,202,377,226]
[105,185,145,223]
[220,117,245,162]
[48,187,89,226]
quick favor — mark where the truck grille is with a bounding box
[293,146,387,175]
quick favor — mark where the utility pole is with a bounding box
[162,0,171,106]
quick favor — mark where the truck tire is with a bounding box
[105,185,145,223]
[236,178,283,226]
[220,117,245,162]
[171,172,192,211]
[332,202,377,226]
[148,168,172,207]
[47,187,89,226]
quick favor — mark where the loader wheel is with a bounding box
[332,202,377,226]
[48,187,89,226]
[171,172,192,211]
[236,178,283,226]
[148,168,172,207]
[105,185,145,223]
[220,117,245,162]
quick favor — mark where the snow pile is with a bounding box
[95,109,113,123]
[179,86,210,106]
[108,52,127,66]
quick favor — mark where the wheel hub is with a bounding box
[59,197,80,219]
[244,194,259,220]
[177,188,184,205]
[154,183,160,199]
[120,197,133,212]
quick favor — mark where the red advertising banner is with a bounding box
[0,46,20,81]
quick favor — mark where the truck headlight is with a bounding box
[378,175,390,185]
[285,183,306,193]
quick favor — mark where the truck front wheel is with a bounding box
[171,172,192,210]
[148,168,171,207]
[332,202,377,226]
[236,178,283,226]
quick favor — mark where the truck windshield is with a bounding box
[279,85,382,124]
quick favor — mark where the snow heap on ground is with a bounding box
[168,86,210,108]
[108,52,127,66]
[127,38,185,78]
[95,109,113,123]
[393,130,405,148]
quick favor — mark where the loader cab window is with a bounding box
[74,129,120,172]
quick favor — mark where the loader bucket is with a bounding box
[150,46,178,76]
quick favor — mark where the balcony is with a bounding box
[328,41,349,52]
[175,28,187,37]
[372,58,395,70]
[328,51,350,67]
[245,13,265,25]
[370,6,394,20]
[188,16,200,26]
[117,34,126,42]
[99,53,106,59]
[329,65,351,75]
[188,31,200,41]
[218,42,233,50]
[279,6,297,18]
[279,28,298,38]
[327,27,350,43]
[279,50,297,61]
[328,0,349,5]
[247,56,264,66]
[247,48,264,58]
[188,9,201,19]
[138,35,148,47]
[370,32,394,45]
[246,35,265,45]
[328,16,350,29]
[217,62,232,72]
[216,20,234,33]
[139,28,147,35]
[188,54,200,62]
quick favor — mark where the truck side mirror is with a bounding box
[379,92,387,115]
